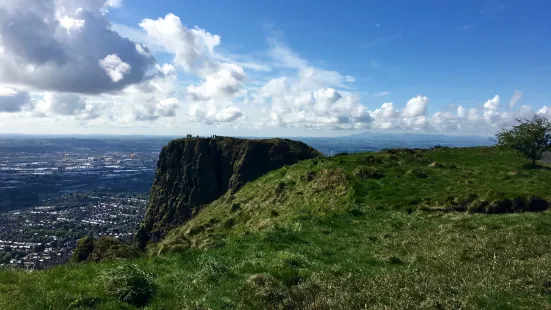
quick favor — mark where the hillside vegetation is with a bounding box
[2,147,551,309]
[139,137,321,245]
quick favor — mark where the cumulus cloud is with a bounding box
[187,63,245,101]
[99,54,132,82]
[0,0,154,94]
[483,95,500,110]
[188,103,244,123]
[34,93,87,117]
[0,87,31,112]
[139,13,245,123]
[1,8,549,135]
[133,97,179,121]
[402,95,428,118]
[248,39,375,129]
[538,106,551,118]
[140,14,220,75]
[121,64,180,121]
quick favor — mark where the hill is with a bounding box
[1,146,551,309]
[137,136,321,245]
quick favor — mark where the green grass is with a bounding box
[2,147,551,309]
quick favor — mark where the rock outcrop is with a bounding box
[136,137,321,247]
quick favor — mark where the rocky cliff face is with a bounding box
[136,137,321,247]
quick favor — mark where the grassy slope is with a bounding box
[2,147,551,309]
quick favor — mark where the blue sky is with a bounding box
[0,0,550,136]
[111,0,551,112]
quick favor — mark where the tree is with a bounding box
[496,116,551,165]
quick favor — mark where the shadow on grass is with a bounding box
[522,163,551,171]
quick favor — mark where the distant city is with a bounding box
[0,133,493,269]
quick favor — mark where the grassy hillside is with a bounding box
[2,147,551,309]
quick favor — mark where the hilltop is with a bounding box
[1,144,551,309]
[137,136,321,245]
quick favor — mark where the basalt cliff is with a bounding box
[136,137,321,247]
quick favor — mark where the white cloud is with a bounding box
[248,40,372,129]
[483,95,500,110]
[34,93,85,116]
[133,97,179,121]
[139,13,247,124]
[402,95,428,117]
[509,90,522,108]
[58,15,86,33]
[99,54,132,83]
[140,14,220,75]
[122,64,180,121]
[373,102,399,119]
[268,39,308,69]
[187,63,245,101]
[519,104,534,119]
[431,111,458,131]
[188,103,244,123]
[538,106,551,118]
[0,0,154,94]
[1,8,549,135]
[457,106,466,118]
[106,0,123,8]
[258,77,288,98]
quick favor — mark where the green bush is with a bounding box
[71,236,95,263]
[72,236,141,263]
[102,264,155,307]
[353,165,385,179]
[88,237,141,262]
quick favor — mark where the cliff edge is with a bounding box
[136,137,321,247]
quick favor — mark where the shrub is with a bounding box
[362,154,383,164]
[353,165,385,179]
[72,236,95,263]
[72,236,141,263]
[88,237,141,262]
[102,264,155,307]
[384,148,416,155]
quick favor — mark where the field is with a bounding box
[1,147,551,309]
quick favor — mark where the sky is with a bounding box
[0,0,550,137]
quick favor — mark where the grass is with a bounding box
[2,147,551,309]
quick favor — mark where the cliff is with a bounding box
[136,137,321,247]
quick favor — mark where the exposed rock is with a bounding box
[136,137,321,248]
[428,162,444,168]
